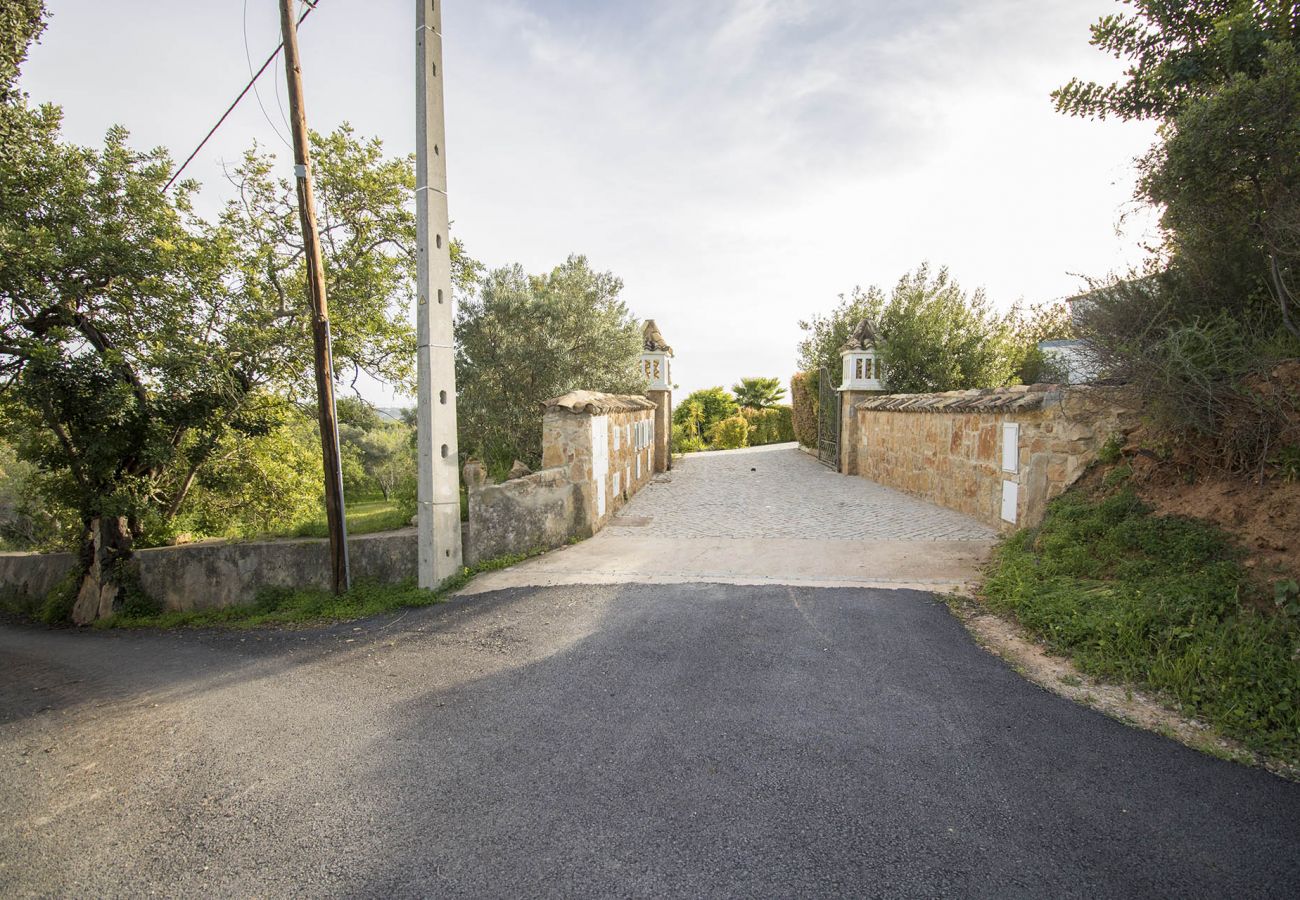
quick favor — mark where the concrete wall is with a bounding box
[136,530,416,611]
[0,550,77,605]
[0,531,417,614]
[465,391,659,565]
[847,385,1136,531]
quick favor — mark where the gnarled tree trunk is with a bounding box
[71,515,133,625]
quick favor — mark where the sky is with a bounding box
[19,0,1159,404]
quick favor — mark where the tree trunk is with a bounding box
[71,515,134,625]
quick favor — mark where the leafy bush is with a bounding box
[671,422,705,455]
[790,372,818,447]
[707,416,749,450]
[742,406,795,446]
[984,485,1300,761]
[672,387,739,444]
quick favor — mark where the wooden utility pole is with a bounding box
[415,0,464,587]
[279,0,350,593]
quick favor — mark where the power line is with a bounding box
[164,0,320,192]
[244,0,291,148]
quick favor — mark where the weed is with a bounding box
[1273,445,1300,483]
[1098,433,1125,465]
[984,485,1300,763]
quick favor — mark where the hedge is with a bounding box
[790,372,818,447]
[742,406,796,446]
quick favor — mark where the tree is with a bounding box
[0,0,44,104]
[351,424,414,502]
[455,255,644,472]
[796,286,886,386]
[798,265,1019,396]
[1054,0,1300,470]
[732,376,786,409]
[0,7,463,621]
[1054,0,1300,334]
[672,387,739,442]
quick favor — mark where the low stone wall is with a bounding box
[464,391,659,565]
[137,529,416,610]
[0,550,77,605]
[0,530,417,614]
[849,385,1136,531]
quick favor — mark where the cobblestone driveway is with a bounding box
[618,443,994,541]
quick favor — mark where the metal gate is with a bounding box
[817,366,839,469]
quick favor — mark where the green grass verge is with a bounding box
[983,483,1300,762]
[94,549,543,630]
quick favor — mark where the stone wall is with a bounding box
[0,530,417,613]
[464,391,659,564]
[848,385,1137,531]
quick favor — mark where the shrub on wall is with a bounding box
[790,372,818,447]
[708,416,750,450]
[742,406,795,446]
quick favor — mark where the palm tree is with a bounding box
[732,377,786,409]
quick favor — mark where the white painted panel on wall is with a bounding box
[1001,423,1020,473]
[1001,480,1019,523]
[591,415,609,518]
[613,471,620,496]
[636,455,641,479]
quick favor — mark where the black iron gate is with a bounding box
[817,366,839,469]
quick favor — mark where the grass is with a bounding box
[291,498,412,539]
[95,548,544,630]
[983,483,1300,763]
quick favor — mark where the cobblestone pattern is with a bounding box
[616,444,995,541]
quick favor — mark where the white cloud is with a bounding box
[20,0,1158,402]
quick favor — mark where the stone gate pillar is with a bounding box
[838,318,885,475]
[641,320,673,473]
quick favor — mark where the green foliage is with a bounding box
[672,387,739,444]
[732,376,786,409]
[707,415,750,450]
[1052,0,1298,122]
[292,499,411,539]
[1275,445,1300,482]
[0,107,449,562]
[162,407,324,543]
[789,372,818,447]
[1097,433,1125,466]
[1006,301,1074,384]
[0,0,44,103]
[742,406,796,446]
[798,265,1040,396]
[984,485,1300,761]
[455,255,643,471]
[877,265,1017,392]
[1058,1,1300,470]
[796,286,886,385]
[670,422,706,455]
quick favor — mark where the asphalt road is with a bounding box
[2,583,1298,898]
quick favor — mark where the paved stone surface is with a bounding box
[2,584,1297,897]
[620,443,995,541]
[467,443,997,593]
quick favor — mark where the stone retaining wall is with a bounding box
[463,391,659,565]
[848,385,1137,531]
[0,530,417,613]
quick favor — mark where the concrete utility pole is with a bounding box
[279,0,350,593]
[415,0,463,587]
